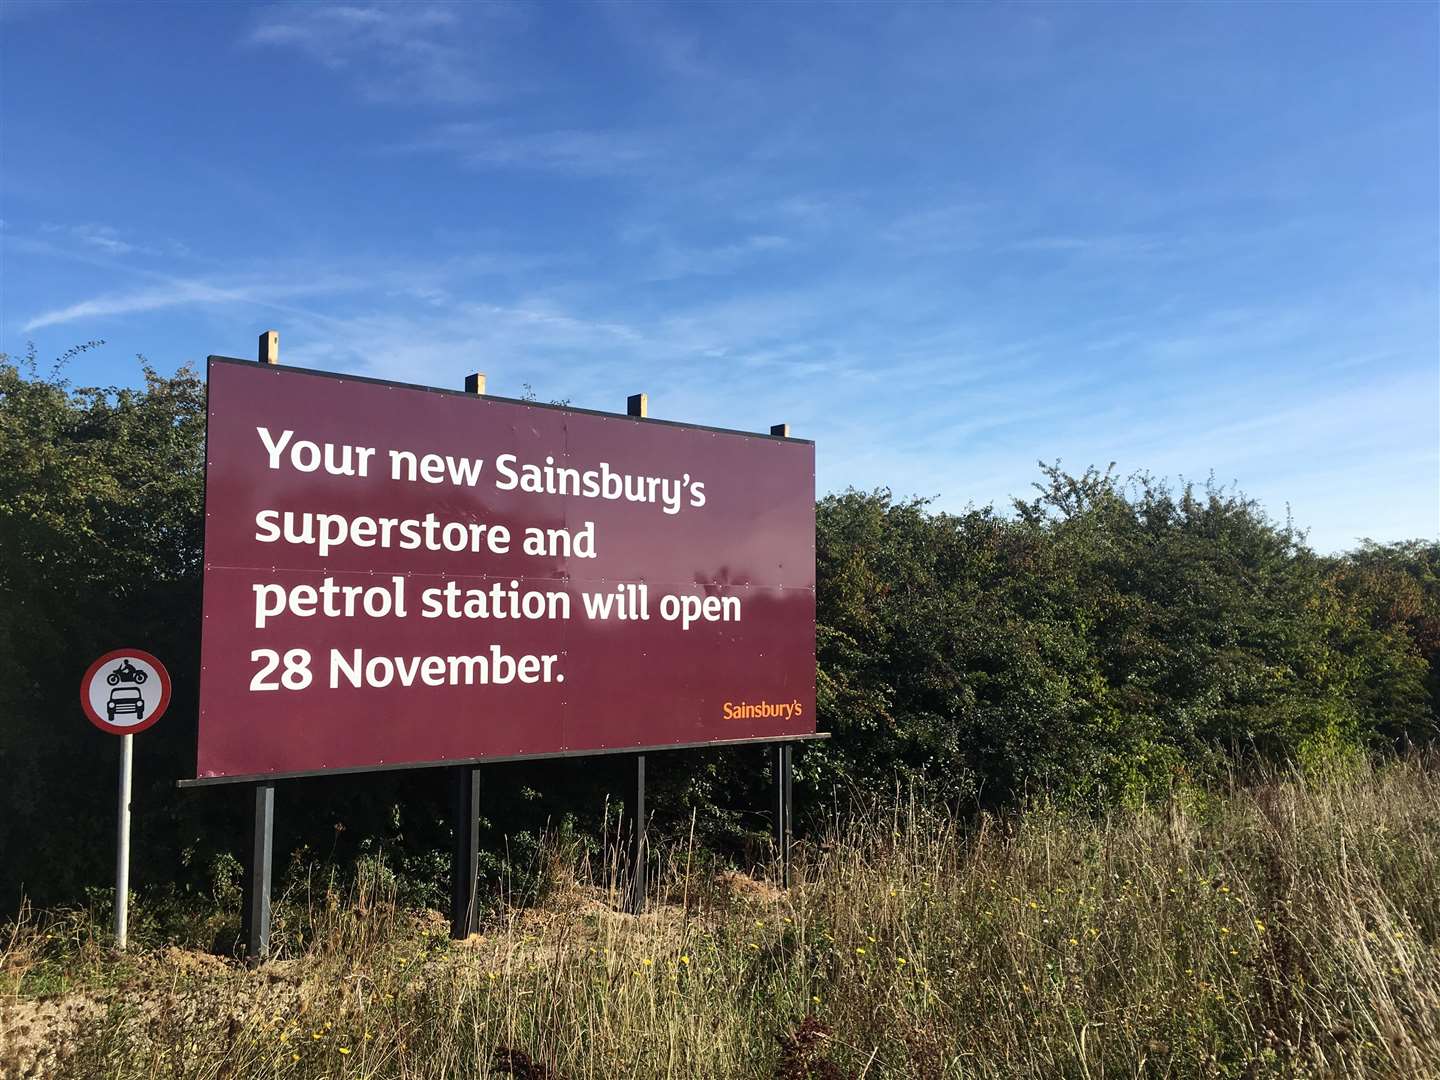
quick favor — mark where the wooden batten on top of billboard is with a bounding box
[189,357,817,784]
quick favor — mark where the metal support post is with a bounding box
[241,781,275,961]
[450,765,482,938]
[448,368,487,937]
[627,754,648,913]
[774,743,793,888]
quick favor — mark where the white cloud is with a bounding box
[25,281,238,331]
[404,123,661,176]
[880,202,990,253]
[69,224,133,255]
[21,273,359,333]
[639,234,792,280]
[248,3,514,105]
[30,222,196,261]
[41,222,146,256]
[14,228,1434,555]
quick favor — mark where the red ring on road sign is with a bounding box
[81,649,172,735]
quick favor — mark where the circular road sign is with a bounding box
[81,649,171,735]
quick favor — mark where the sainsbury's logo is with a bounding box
[722,699,804,721]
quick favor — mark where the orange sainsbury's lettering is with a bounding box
[723,699,804,721]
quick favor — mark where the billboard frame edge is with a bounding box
[178,730,830,789]
[206,356,816,446]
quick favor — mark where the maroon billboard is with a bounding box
[193,358,816,781]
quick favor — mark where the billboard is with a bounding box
[192,358,816,782]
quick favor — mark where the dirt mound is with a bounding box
[0,993,106,1079]
[714,869,786,904]
[155,945,231,975]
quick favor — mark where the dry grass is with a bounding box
[3,757,1438,1079]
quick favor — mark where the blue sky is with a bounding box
[2,1,1436,551]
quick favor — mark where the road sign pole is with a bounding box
[81,650,170,949]
[115,733,133,949]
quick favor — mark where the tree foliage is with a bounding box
[0,348,206,904]
[807,471,1435,807]
[1,355,1435,908]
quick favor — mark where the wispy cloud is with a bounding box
[632,233,792,280]
[1007,232,1167,261]
[41,222,147,256]
[21,274,359,333]
[880,202,990,254]
[247,3,515,105]
[77,226,135,255]
[15,231,1435,554]
[24,281,242,331]
[403,123,661,176]
[599,0,727,87]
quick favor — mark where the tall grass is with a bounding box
[3,758,1438,1078]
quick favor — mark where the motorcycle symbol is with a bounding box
[106,659,148,686]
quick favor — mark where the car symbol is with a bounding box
[107,686,145,722]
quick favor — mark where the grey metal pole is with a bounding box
[784,743,794,883]
[774,743,793,889]
[450,765,482,939]
[115,733,133,949]
[242,782,275,961]
[627,754,647,913]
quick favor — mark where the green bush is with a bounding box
[1,354,1435,912]
[806,470,1435,810]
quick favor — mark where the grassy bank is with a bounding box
[3,758,1438,1079]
